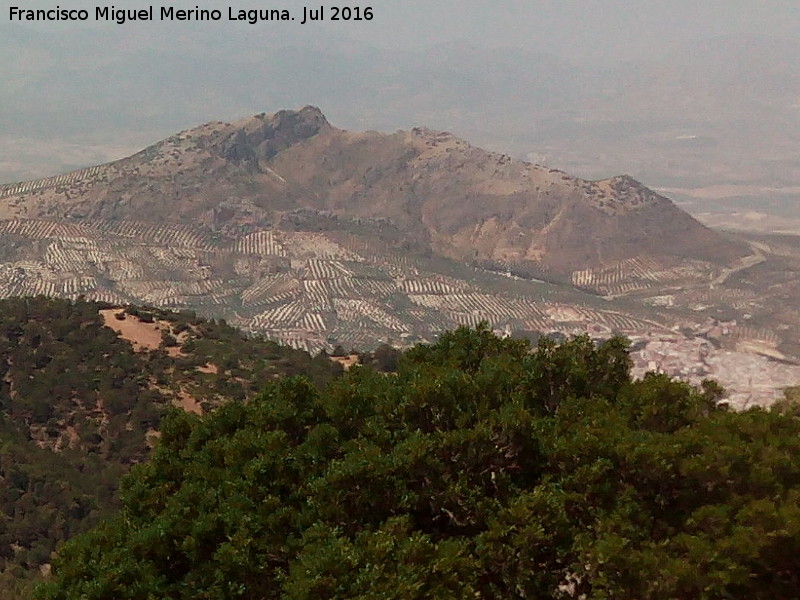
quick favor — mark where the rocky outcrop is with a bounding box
[219,106,330,167]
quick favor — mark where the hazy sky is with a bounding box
[8,0,799,66]
[3,0,799,189]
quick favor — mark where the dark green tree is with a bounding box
[37,326,800,600]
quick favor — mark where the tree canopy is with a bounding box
[38,326,800,599]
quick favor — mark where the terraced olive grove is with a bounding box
[1,107,798,394]
[0,217,667,354]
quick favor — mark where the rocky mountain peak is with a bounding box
[219,105,330,166]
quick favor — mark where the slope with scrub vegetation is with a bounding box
[0,297,342,599]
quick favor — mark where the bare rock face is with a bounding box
[0,106,748,280]
[219,106,330,166]
[220,128,257,166]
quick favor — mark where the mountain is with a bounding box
[0,296,341,599]
[1,106,746,276]
[0,107,752,352]
[4,32,799,227]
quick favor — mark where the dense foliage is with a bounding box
[0,297,342,598]
[0,415,122,600]
[38,326,800,599]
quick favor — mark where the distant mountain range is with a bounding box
[3,26,799,226]
[0,107,761,351]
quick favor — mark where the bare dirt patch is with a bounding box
[145,428,162,448]
[176,388,203,415]
[166,345,185,358]
[331,353,361,370]
[100,309,187,357]
[100,309,163,351]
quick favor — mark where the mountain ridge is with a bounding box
[0,106,748,280]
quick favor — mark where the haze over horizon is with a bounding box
[10,1,800,63]
[3,0,800,228]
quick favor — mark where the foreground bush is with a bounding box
[38,327,800,599]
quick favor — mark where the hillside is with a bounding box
[0,297,342,599]
[0,106,747,278]
[0,108,759,356]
